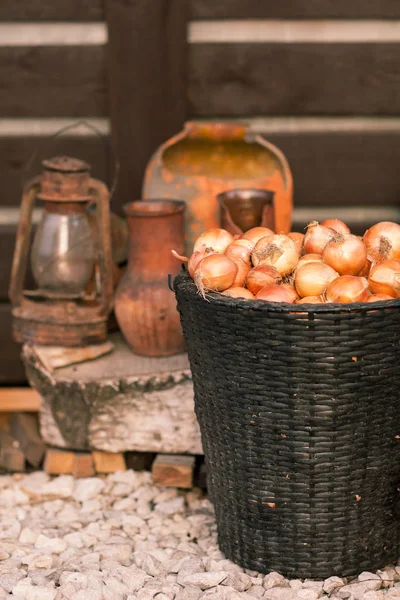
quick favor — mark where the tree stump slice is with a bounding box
[22,333,202,455]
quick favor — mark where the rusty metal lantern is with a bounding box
[9,156,114,347]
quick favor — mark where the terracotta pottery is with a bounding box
[114,200,186,357]
[142,121,293,254]
[217,188,275,236]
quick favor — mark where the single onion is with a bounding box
[303,221,335,255]
[222,287,255,299]
[193,228,234,254]
[255,284,297,303]
[322,233,367,276]
[288,232,304,254]
[225,239,254,264]
[246,265,280,295]
[281,282,299,301]
[188,245,217,278]
[194,254,238,297]
[358,258,373,278]
[231,259,251,287]
[295,262,339,298]
[363,221,400,262]
[296,296,325,304]
[321,218,350,235]
[297,253,323,269]
[252,234,299,275]
[368,259,400,298]
[367,293,394,302]
[325,276,370,303]
[241,227,274,245]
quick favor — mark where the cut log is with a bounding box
[23,333,202,454]
[152,454,195,489]
[10,413,45,468]
[0,388,40,412]
[72,453,95,478]
[43,448,75,475]
[33,342,115,372]
[92,451,126,473]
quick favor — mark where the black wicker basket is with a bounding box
[174,270,400,579]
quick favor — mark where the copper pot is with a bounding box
[114,200,186,357]
[217,188,275,236]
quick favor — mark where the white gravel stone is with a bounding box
[364,592,386,600]
[263,572,288,590]
[289,579,303,591]
[221,571,252,592]
[322,576,344,594]
[359,572,383,591]
[180,571,228,589]
[72,479,105,503]
[156,497,186,516]
[296,589,319,600]
[0,550,9,561]
[247,585,264,597]
[263,589,295,600]
[18,529,38,546]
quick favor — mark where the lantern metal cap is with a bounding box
[37,155,92,202]
[42,156,91,174]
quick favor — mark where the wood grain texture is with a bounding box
[0,136,110,207]
[0,0,104,22]
[106,0,189,212]
[191,0,400,19]
[0,305,27,383]
[0,46,107,117]
[189,43,400,116]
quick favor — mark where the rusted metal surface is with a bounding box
[115,200,186,357]
[9,156,113,347]
[37,156,92,202]
[218,188,275,236]
[143,121,293,254]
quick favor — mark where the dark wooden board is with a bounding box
[0,304,26,384]
[191,0,400,19]
[0,46,106,117]
[0,136,111,207]
[189,43,400,116]
[0,0,104,21]
[106,0,189,210]
[264,130,400,210]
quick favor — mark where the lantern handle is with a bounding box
[88,178,114,317]
[9,177,41,306]
[22,120,120,200]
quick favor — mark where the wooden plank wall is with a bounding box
[1,0,400,381]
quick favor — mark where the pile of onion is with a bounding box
[173,220,400,305]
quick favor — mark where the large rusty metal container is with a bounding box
[142,121,293,254]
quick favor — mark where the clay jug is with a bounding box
[142,121,293,255]
[115,200,186,357]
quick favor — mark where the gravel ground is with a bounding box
[0,470,399,599]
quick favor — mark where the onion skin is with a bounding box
[368,259,400,298]
[358,258,373,278]
[367,293,394,302]
[321,219,350,235]
[295,262,339,298]
[246,265,280,295]
[303,221,335,255]
[252,234,299,275]
[363,221,400,262]
[322,234,368,276]
[188,245,217,278]
[288,232,304,254]
[241,227,274,245]
[225,239,253,264]
[222,287,255,299]
[297,253,323,269]
[255,284,297,303]
[296,295,325,304]
[193,228,234,254]
[325,276,370,303]
[231,259,251,287]
[194,254,238,296]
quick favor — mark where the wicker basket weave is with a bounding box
[174,271,400,579]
